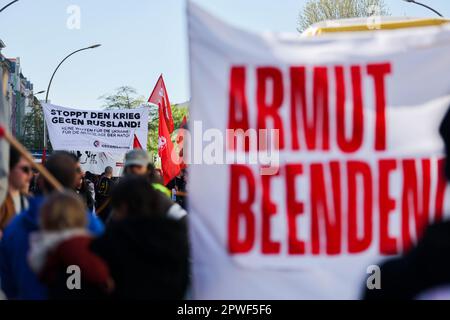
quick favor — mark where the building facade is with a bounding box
[0,40,34,139]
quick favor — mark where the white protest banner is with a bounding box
[42,104,149,153]
[71,151,125,177]
[188,2,450,299]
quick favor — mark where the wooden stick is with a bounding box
[96,197,111,215]
[0,126,64,192]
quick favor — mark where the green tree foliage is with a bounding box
[21,98,45,151]
[147,103,189,157]
[99,86,188,156]
[298,0,390,32]
[100,86,145,110]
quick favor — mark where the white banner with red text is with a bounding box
[188,3,450,299]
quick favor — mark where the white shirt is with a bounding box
[11,193,28,214]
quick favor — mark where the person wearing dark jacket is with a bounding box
[363,106,450,300]
[123,150,187,222]
[90,176,189,299]
[74,161,95,212]
[95,167,113,223]
[0,152,104,300]
[77,177,95,212]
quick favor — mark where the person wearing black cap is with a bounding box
[90,176,189,299]
[122,150,187,221]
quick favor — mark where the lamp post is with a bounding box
[402,0,444,18]
[43,44,101,156]
[27,90,45,107]
[0,0,19,13]
[28,90,45,110]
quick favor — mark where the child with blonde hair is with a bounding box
[28,191,113,299]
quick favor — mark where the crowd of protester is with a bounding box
[4,108,450,300]
[0,148,189,300]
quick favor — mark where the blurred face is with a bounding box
[75,162,84,189]
[9,157,33,192]
[126,164,148,176]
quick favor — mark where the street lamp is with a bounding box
[0,0,19,13]
[43,44,102,156]
[29,91,45,107]
[26,90,45,99]
[45,44,101,104]
[26,90,45,105]
[402,0,444,18]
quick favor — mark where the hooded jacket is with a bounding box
[0,196,104,300]
[28,229,111,300]
[91,214,189,300]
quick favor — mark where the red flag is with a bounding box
[133,134,143,150]
[149,75,174,133]
[158,105,180,185]
[176,116,188,170]
[180,116,188,130]
[41,149,47,164]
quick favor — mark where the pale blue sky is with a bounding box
[1,0,449,108]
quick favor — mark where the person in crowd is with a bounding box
[363,107,450,300]
[95,166,113,223]
[149,164,171,198]
[167,169,188,210]
[0,151,104,300]
[123,150,150,176]
[0,147,32,233]
[124,150,170,196]
[90,176,189,299]
[28,191,113,299]
[84,171,96,203]
[123,150,187,221]
[93,173,101,187]
[29,168,40,196]
[154,168,163,183]
[75,163,95,212]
